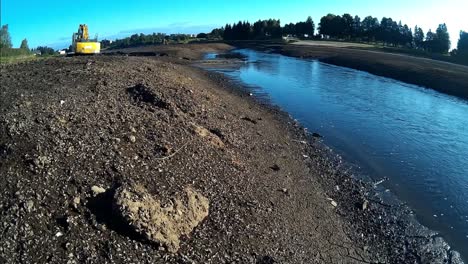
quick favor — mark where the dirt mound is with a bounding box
[126,83,170,111]
[114,184,209,253]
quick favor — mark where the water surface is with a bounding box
[206,49,468,260]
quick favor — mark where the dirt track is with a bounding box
[0,45,464,263]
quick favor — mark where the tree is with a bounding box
[20,38,29,50]
[196,33,208,38]
[319,14,345,38]
[352,15,362,38]
[304,16,315,37]
[0,24,13,49]
[435,23,450,53]
[283,23,296,36]
[361,16,379,41]
[457,31,468,56]
[35,46,55,55]
[424,29,436,51]
[414,26,425,49]
[209,28,224,39]
[423,24,450,53]
[341,13,354,39]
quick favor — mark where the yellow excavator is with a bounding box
[71,24,100,54]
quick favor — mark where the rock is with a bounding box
[33,155,51,169]
[72,197,80,208]
[24,200,34,212]
[91,186,106,196]
[129,135,136,143]
[192,123,224,149]
[450,251,464,264]
[312,132,322,138]
[326,198,338,207]
[55,232,63,237]
[114,184,209,253]
[362,200,369,210]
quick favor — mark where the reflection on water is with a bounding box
[206,49,468,260]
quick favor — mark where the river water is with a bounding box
[205,49,468,260]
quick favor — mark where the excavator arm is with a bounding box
[78,24,89,41]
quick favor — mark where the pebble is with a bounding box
[24,200,34,212]
[73,197,80,206]
[129,135,136,143]
[55,232,63,237]
[362,200,369,210]
[331,201,338,207]
[91,186,106,196]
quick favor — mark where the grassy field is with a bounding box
[291,40,376,48]
[292,40,468,66]
[0,48,37,64]
[0,54,37,64]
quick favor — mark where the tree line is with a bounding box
[207,13,464,55]
[317,14,450,53]
[1,24,56,56]
[221,17,314,40]
[102,33,203,49]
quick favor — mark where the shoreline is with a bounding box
[195,54,465,263]
[228,41,468,102]
[0,44,464,263]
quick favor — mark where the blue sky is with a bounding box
[2,0,467,49]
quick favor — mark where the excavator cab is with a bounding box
[72,24,100,54]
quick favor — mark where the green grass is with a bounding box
[0,48,37,64]
[0,54,37,64]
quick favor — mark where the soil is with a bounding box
[0,44,464,263]
[230,41,468,101]
[104,43,233,61]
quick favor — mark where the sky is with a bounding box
[1,0,467,50]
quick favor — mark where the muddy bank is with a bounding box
[103,43,234,61]
[0,46,463,263]
[230,41,468,101]
[0,55,374,263]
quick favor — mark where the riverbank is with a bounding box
[0,45,463,263]
[103,43,234,60]
[230,41,468,101]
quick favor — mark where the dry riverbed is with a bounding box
[0,44,463,263]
